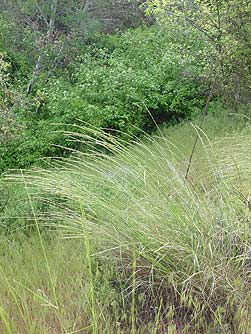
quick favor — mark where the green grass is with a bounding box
[1,112,251,333]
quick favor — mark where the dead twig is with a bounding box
[185,79,216,180]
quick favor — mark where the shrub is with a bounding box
[47,26,207,135]
[0,26,208,171]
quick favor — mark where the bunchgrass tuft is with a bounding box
[2,115,251,333]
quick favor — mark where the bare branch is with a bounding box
[82,0,90,12]
[27,0,58,95]
[185,79,216,180]
[34,0,49,27]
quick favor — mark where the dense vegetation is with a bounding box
[0,27,207,170]
[0,0,251,333]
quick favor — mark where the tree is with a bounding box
[145,0,251,107]
[0,53,24,143]
[0,1,149,95]
[0,0,101,94]
[26,0,58,94]
[88,0,150,32]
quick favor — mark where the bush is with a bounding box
[47,26,207,134]
[0,26,208,171]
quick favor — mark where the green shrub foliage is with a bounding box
[48,27,206,130]
[0,26,207,171]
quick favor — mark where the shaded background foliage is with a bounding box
[0,0,250,171]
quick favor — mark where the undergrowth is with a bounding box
[1,113,251,333]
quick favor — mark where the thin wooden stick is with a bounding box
[185,79,216,180]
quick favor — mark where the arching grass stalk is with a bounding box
[0,306,12,334]
[153,298,163,334]
[0,267,27,329]
[131,249,137,334]
[79,202,98,334]
[20,170,66,332]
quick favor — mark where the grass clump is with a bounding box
[2,114,251,333]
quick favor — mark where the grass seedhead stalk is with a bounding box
[20,170,66,331]
[131,250,137,334]
[80,202,98,334]
[0,306,12,334]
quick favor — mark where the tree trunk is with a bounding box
[82,0,90,12]
[27,0,58,95]
[26,55,43,94]
[48,0,57,38]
